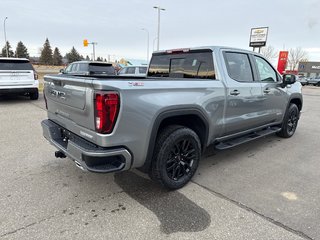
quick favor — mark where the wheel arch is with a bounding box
[139,108,209,173]
[288,94,303,111]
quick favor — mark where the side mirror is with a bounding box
[282,74,296,85]
[59,69,65,74]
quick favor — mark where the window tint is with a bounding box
[0,60,33,70]
[88,63,115,74]
[139,67,147,74]
[126,67,135,74]
[78,63,87,72]
[254,56,277,82]
[148,51,215,79]
[224,52,253,82]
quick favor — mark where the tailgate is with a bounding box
[44,75,96,131]
[0,70,35,86]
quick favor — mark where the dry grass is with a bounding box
[34,65,63,91]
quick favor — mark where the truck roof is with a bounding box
[154,46,258,55]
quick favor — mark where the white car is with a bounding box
[118,65,148,77]
[0,58,39,100]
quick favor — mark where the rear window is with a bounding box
[0,60,33,70]
[148,50,215,79]
[88,63,115,74]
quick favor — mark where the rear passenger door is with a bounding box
[252,55,287,124]
[222,51,265,136]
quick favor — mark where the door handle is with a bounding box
[230,90,240,96]
[263,88,271,94]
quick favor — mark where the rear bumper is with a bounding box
[41,119,132,173]
[0,87,38,94]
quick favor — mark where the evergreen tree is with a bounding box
[96,57,102,61]
[15,41,29,58]
[39,38,53,65]
[1,41,14,57]
[85,55,90,61]
[65,47,82,63]
[52,47,63,65]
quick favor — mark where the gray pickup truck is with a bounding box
[41,46,302,189]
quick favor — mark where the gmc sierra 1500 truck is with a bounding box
[41,46,302,189]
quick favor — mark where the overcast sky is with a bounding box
[1,0,320,61]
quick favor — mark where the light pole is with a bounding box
[3,17,8,57]
[153,6,165,51]
[141,28,149,62]
[89,42,97,61]
[152,37,158,51]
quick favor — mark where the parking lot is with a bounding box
[0,86,319,240]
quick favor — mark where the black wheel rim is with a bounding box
[166,139,197,181]
[287,110,298,135]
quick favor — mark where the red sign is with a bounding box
[277,51,289,74]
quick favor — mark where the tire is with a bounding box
[149,125,201,190]
[277,104,299,138]
[30,90,39,100]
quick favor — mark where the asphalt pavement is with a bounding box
[0,87,319,240]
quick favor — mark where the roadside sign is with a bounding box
[83,39,88,47]
[277,51,289,74]
[249,27,269,47]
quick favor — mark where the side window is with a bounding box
[78,63,87,72]
[139,67,147,74]
[127,67,135,74]
[65,64,73,73]
[71,64,78,72]
[119,68,127,74]
[254,56,277,82]
[224,52,253,82]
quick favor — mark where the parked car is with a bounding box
[0,58,39,100]
[42,46,302,189]
[307,77,320,86]
[118,65,148,77]
[61,61,116,76]
[296,76,308,86]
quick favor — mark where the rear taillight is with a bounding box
[34,72,38,80]
[94,92,120,134]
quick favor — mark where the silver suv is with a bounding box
[0,58,39,100]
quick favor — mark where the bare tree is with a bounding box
[260,45,277,62]
[287,47,308,70]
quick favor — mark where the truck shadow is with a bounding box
[114,171,211,234]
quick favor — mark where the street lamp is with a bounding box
[153,6,165,51]
[141,28,149,62]
[152,37,158,51]
[3,17,8,57]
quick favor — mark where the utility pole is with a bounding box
[90,42,97,61]
[3,17,8,57]
[153,6,165,51]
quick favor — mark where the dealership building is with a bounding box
[298,62,320,78]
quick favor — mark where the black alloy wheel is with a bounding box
[150,125,201,189]
[277,103,299,138]
[287,109,298,136]
[166,139,196,181]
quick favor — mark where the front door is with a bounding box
[252,55,288,124]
